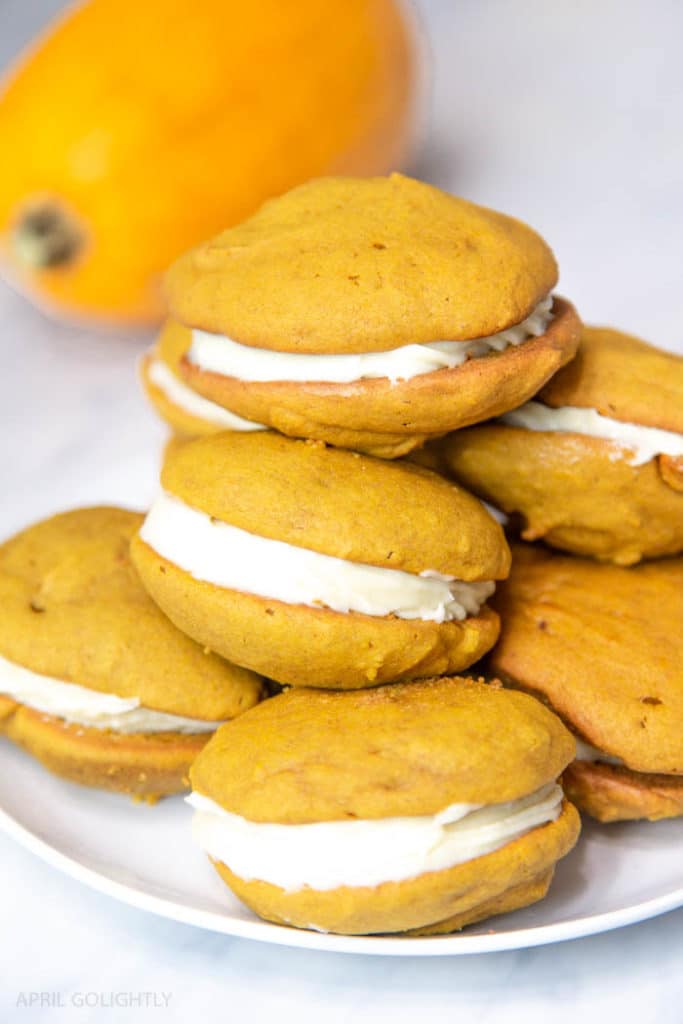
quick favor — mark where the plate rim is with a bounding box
[2,800,682,957]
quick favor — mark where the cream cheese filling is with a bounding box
[187,782,563,892]
[500,401,683,466]
[187,296,554,386]
[139,493,495,623]
[0,652,223,734]
[573,738,624,768]
[146,355,266,431]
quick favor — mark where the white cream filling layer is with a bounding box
[187,296,554,386]
[574,739,624,767]
[140,493,495,623]
[146,355,266,431]
[500,401,683,467]
[187,783,563,892]
[0,652,223,734]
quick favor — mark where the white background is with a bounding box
[1,1,682,1021]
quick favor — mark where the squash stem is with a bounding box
[11,204,82,269]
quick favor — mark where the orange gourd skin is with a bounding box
[0,0,414,326]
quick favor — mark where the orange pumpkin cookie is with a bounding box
[425,326,683,564]
[161,174,580,456]
[489,543,683,822]
[131,432,509,689]
[0,507,263,799]
[187,678,579,935]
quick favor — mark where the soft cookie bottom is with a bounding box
[131,539,500,690]
[178,298,581,459]
[563,761,683,823]
[0,696,209,801]
[208,801,579,935]
[425,427,683,565]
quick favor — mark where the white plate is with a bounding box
[2,738,682,956]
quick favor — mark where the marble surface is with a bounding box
[1,0,682,1020]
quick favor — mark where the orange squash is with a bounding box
[0,0,415,326]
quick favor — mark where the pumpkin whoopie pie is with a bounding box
[140,318,267,439]
[131,432,510,689]
[187,677,580,935]
[489,544,683,823]
[0,507,263,800]
[424,326,683,565]
[161,173,581,458]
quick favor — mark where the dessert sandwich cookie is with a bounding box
[187,678,580,936]
[162,173,582,458]
[489,544,683,823]
[131,431,510,689]
[140,318,268,439]
[0,507,263,799]
[423,326,683,565]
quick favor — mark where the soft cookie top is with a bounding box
[539,326,683,434]
[490,544,683,774]
[165,174,558,353]
[190,677,575,823]
[0,507,263,720]
[159,432,510,580]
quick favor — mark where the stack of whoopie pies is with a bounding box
[133,173,587,935]
[424,322,683,826]
[5,173,681,937]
